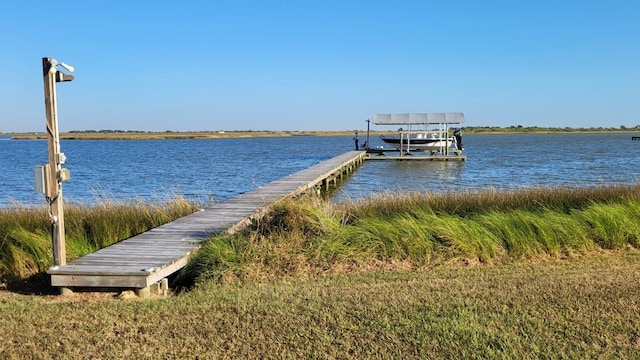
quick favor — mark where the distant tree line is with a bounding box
[460,125,640,133]
[66,129,282,134]
[63,126,640,135]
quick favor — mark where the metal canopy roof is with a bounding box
[373,113,465,125]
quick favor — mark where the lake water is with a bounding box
[2,133,640,207]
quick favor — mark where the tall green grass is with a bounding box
[344,185,640,218]
[4,185,640,286]
[580,201,640,248]
[0,198,198,282]
[181,185,640,285]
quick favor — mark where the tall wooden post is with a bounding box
[365,119,370,150]
[42,57,69,267]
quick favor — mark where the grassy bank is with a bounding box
[1,252,638,358]
[180,185,640,285]
[0,198,198,282]
[3,185,640,284]
[1,186,640,357]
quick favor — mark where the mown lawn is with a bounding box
[1,250,638,359]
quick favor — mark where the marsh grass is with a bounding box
[580,201,640,248]
[181,185,640,285]
[345,184,640,218]
[0,197,198,282]
[3,184,640,286]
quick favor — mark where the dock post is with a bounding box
[59,287,73,296]
[366,119,370,150]
[161,278,169,296]
[135,286,151,299]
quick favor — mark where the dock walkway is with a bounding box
[48,151,366,294]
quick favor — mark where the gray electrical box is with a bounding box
[34,165,48,194]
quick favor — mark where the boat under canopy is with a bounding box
[372,112,465,155]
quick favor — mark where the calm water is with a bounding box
[336,132,640,200]
[2,133,640,207]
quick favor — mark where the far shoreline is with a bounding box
[2,127,639,140]
[3,130,373,140]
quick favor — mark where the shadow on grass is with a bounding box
[5,273,58,296]
[3,272,189,299]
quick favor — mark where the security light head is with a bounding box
[47,58,74,73]
[59,62,74,73]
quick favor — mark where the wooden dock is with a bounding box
[48,151,367,296]
[366,149,466,161]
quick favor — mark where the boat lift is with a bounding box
[368,113,466,161]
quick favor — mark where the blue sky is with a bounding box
[1,0,639,132]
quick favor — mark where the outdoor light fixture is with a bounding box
[47,57,75,82]
[38,57,75,270]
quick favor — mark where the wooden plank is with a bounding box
[51,274,149,288]
[73,254,192,261]
[59,260,176,268]
[49,256,189,275]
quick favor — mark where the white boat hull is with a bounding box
[380,136,458,152]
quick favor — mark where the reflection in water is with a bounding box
[338,132,640,201]
[333,160,466,202]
